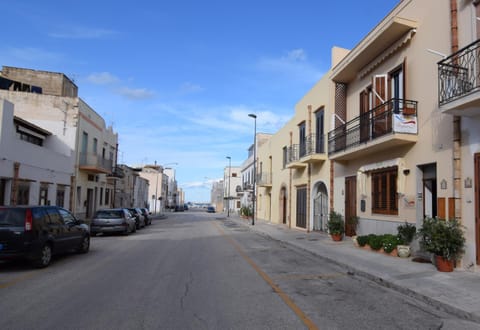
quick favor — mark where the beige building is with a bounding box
[0,67,118,220]
[255,0,480,269]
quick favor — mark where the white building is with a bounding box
[0,99,73,206]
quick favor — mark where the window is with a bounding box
[39,184,48,205]
[56,187,65,207]
[105,188,110,205]
[371,167,398,215]
[93,138,98,154]
[58,208,75,225]
[16,129,43,146]
[0,179,5,206]
[389,66,404,113]
[315,108,325,153]
[282,146,287,168]
[17,182,30,205]
[100,187,104,205]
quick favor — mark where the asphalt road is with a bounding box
[1,210,478,330]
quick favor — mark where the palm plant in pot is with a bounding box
[327,211,345,241]
[396,222,416,258]
[418,217,466,272]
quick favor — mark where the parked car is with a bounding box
[90,208,136,236]
[128,208,146,229]
[174,205,185,212]
[140,208,151,225]
[207,206,215,213]
[0,206,90,268]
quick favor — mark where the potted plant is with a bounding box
[381,234,399,256]
[418,217,466,272]
[396,222,416,258]
[327,211,345,241]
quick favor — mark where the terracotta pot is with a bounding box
[435,255,454,272]
[331,233,343,241]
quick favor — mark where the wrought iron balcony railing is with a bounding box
[438,39,480,106]
[328,98,418,155]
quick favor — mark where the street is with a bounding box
[0,210,478,330]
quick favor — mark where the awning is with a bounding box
[357,158,407,197]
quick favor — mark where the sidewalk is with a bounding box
[226,214,480,323]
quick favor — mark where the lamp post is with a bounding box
[248,113,256,226]
[154,160,159,215]
[226,156,231,217]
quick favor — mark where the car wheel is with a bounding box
[33,244,52,268]
[77,235,90,253]
[132,225,137,233]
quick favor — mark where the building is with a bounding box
[0,66,118,220]
[210,179,224,212]
[137,164,168,214]
[112,164,149,209]
[252,0,480,269]
[223,165,242,214]
[0,99,73,207]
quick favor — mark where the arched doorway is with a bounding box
[279,186,287,224]
[313,182,328,231]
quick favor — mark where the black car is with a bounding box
[0,206,90,268]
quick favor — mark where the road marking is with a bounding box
[214,221,319,330]
[0,272,38,289]
[272,273,346,281]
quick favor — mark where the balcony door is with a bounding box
[315,108,325,153]
[360,88,372,143]
[299,122,306,158]
[372,75,389,138]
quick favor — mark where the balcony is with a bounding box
[286,145,306,169]
[79,152,113,174]
[328,99,418,161]
[107,166,125,179]
[257,172,272,188]
[438,39,480,116]
[299,134,327,164]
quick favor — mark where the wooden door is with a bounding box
[296,186,307,229]
[345,176,357,237]
[372,75,390,138]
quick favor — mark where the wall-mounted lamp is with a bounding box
[440,179,447,190]
[403,169,410,176]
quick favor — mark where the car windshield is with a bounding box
[0,208,26,226]
[95,210,123,219]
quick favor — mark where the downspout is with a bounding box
[289,131,293,229]
[307,105,312,232]
[450,0,462,223]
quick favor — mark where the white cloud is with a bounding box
[49,27,117,39]
[116,87,155,100]
[257,48,322,83]
[86,72,119,85]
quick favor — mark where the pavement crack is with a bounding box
[180,271,194,311]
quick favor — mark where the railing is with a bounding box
[257,172,272,186]
[438,39,480,106]
[303,134,325,156]
[286,144,300,164]
[328,98,418,155]
[79,152,113,172]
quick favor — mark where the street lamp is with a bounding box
[226,156,231,217]
[248,113,257,226]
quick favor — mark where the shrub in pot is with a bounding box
[327,211,345,241]
[368,234,383,251]
[356,235,369,247]
[418,217,466,272]
[381,234,399,254]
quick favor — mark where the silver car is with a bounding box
[90,208,136,236]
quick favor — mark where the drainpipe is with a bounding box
[450,0,462,223]
[307,105,312,232]
[289,131,293,229]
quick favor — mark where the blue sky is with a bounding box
[2,0,399,202]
